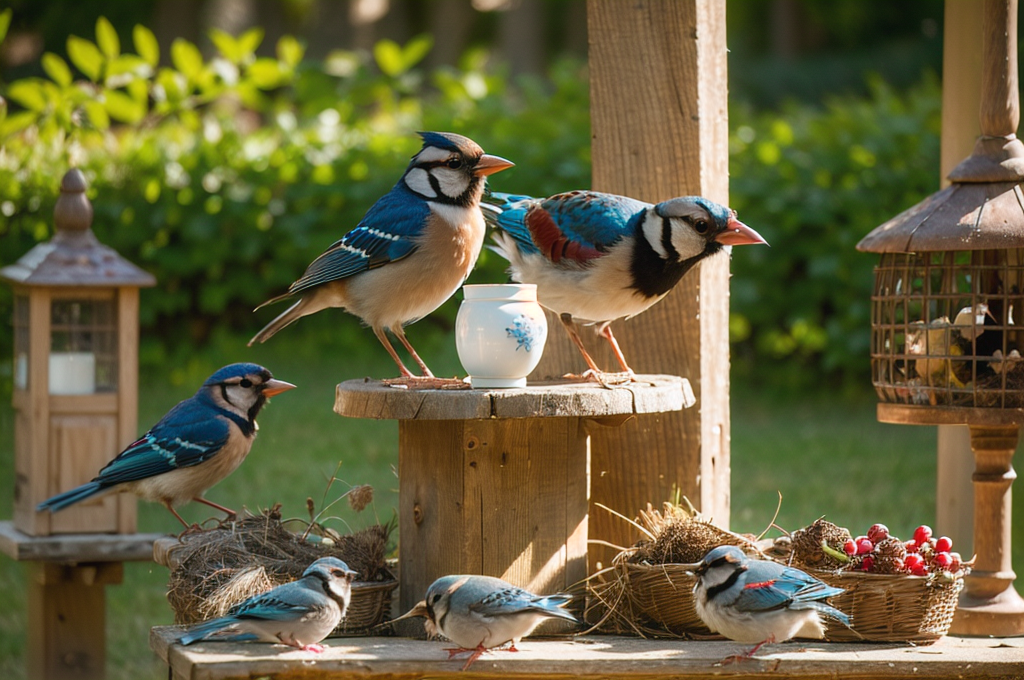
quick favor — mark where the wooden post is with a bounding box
[936,0,985,562]
[27,562,124,680]
[538,0,730,567]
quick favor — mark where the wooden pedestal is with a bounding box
[878,405,1024,636]
[334,377,691,631]
[0,521,162,680]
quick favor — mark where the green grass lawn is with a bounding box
[1,327,1022,679]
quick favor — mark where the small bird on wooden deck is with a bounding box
[36,363,295,528]
[484,190,767,383]
[178,557,357,653]
[392,574,579,670]
[249,132,513,382]
[684,545,851,662]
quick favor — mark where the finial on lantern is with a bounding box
[53,168,94,235]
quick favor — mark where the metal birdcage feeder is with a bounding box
[857,0,1024,636]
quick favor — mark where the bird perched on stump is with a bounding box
[178,557,357,653]
[392,574,578,670]
[249,132,513,382]
[37,363,295,528]
[684,545,851,662]
[485,191,767,382]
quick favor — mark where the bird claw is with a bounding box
[569,369,637,388]
[300,643,326,654]
[381,376,472,390]
[176,523,204,538]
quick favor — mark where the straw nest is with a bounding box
[585,501,761,639]
[166,503,396,633]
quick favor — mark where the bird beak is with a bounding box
[716,217,768,247]
[389,600,430,623]
[261,379,297,397]
[475,154,515,177]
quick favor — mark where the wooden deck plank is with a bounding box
[150,627,1024,680]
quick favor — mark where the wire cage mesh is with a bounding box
[870,249,1024,407]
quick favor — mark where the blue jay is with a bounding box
[37,363,295,528]
[393,574,578,670]
[686,546,850,659]
[249,132,513,380]
[178,557,357,653]
[485,191,766,380]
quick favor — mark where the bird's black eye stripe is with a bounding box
[239,378,253,388]
[661,217,679,260]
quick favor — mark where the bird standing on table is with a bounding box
[249,132,514,381]
[684,545,851,661]
[393,574,578,670]
[178,557,357,653]
[36,363,295,528]
[485,191,767,381]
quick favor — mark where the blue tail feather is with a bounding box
[36,482,104,512]
[178,616,245,645]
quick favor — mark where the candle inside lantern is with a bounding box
[49,352,96,395]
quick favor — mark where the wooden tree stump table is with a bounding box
[334,376,692,624]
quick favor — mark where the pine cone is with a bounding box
[871,537,908,574]
[791,519,852,569]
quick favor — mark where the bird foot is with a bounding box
[176,523,205,538]
[300,643,326,654]
[381,376,472,390]
[564,369,637,388]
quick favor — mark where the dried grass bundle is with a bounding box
[166,504,395,632]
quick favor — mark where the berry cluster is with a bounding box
[839,523,963,576]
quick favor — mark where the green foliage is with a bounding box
[0,14,941,391]
[728,74,942,389]
[0,20,590,372]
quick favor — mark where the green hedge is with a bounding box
[0,13,942,390]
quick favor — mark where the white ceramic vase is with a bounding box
[456,284,548,389]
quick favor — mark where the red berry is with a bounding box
[857,538,874,555]
[935,536,952,553]
[843,539,858,556]
[914,525,933,545]
[934,552,953,570]
[868,523,890,542]
[905,540,918,553]
[905,553,924,570]
[861,556,875,572]
[949,552,962,572]
[911,563,929,576]
[892,558,906,573]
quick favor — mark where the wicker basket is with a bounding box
[335,573,398,634]
[618,561,715,638]
[814,569,965,643]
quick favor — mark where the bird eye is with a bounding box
[430,594,441,604]
[694,219,709,234]
[239,378,253,388]
[446,158,463,169]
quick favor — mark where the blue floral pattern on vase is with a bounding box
[506,315,540,352]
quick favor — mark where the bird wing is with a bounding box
[228,581,323,622]
[731,565,842,614]
[91,398,232,486]
[486,191,648,266]
[282,186,428,297]
[468,586,577,622]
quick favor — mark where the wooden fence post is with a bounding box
[534,0,731,567]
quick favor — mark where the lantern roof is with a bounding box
[856,136,1024,253]
[0,169,156,288]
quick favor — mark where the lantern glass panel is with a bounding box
[49,298,117,394]
[870,250,1024,408]
[14,294,29,391]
